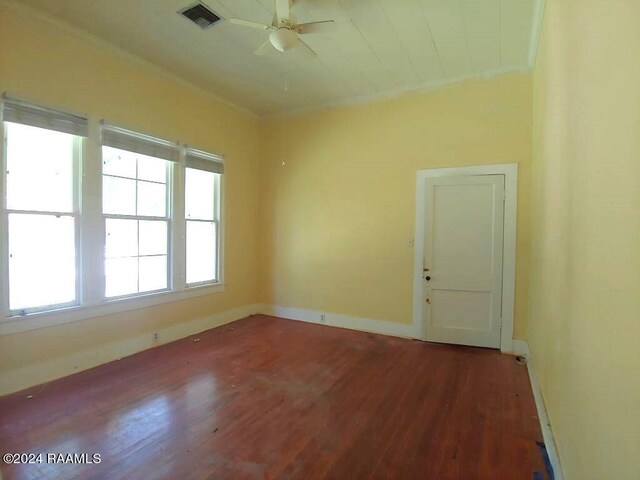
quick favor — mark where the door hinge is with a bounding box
[503,190,506,202]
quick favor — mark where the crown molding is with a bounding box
[528,0,546,69]
[262,66,529,120]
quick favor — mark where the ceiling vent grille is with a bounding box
[179,2,222,29]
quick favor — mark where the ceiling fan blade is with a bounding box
[296,20,336,34]
[296,38,317,58]
[255,40,273,56]
[228,18,272,30]
[275,0,291,21]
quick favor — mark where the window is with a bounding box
[101,125,178,298]
[1,95,225,327]
[185,147,223,285]
[2,97,86,315]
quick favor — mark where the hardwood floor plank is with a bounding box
[0,315,546,479]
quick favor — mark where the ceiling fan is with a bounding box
[228,0,336,57]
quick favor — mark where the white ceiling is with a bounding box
[15,0,539,116]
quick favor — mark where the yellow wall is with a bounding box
[260,73,532,338]
[3,1,639,477]
[530,0,640,478]
[0,5,261,386]
[0,4,534,396]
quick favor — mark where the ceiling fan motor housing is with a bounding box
[269,28,298,52]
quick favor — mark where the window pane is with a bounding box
[105,257,138,297]
[186,221,217,284]
[6,122,74,212]
[185,168,215,220]
[103,176,136,215]
[137,181,166,217]
[137,155,167,183]
[105,219,137,258]
[8,214,76,310]
[102,146,136,179]
[101,143,170,298]
[139,220,167,256]
[139,256,167,292]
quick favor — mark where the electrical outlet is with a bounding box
[320,314,326,323]
[153,332,159,341]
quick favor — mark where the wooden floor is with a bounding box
[0,315,546,480]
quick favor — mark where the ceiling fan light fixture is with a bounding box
[269,28,298,52]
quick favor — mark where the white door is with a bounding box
[422,174,505,348]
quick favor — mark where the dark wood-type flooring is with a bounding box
[0,315,546,480]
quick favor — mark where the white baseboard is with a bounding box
[512,339,530,356]
[0,303,261,396]
[260,305,529,356]
[518,340,564,480]
[258,304,418,339]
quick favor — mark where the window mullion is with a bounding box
[0,118,8,318]
[81,117,104,307]
[185,218,215,223]
[103,173,166,185]
[73,136,82,309]
[5,209,77,217]
[217,173,224,285]
[135,159,140,293]
[103,214,166,221]
[213,219,219,283]
[173,150,186,292]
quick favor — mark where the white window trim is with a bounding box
[0,103,226,337]
[1,118,83,317]
[184,163,224,287]
[0,116,10,322]
[0,282,226,336]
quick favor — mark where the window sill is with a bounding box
[0,283,226,336]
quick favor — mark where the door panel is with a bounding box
[423,175,504,348]
[431,290,492,330]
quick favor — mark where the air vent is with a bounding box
[179,2,222,29]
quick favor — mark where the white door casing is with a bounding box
[423,174,504,348]
[412,164,518,352]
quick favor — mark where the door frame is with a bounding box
[412,164,518,353]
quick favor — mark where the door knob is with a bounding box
[425,276,431,281]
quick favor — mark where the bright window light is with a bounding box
[6,123,74,212]
[185,167,219,285]
[8,214,76,311]
[1,103,226,322]
[102,146,169,298]
[186,220,217,284]
[5,122,78,312]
